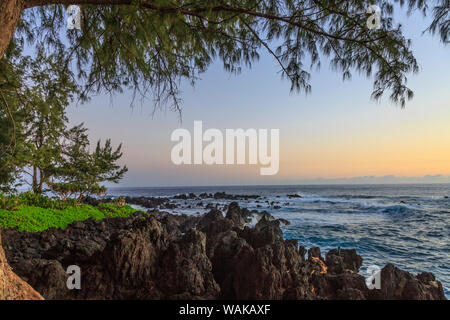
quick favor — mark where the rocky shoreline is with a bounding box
[1,199,446,300]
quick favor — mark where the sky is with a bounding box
[67,8,450,187]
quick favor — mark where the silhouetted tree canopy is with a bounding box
[0,1,448,113]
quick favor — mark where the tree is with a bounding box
[0,121,20,193]
[49,123,128,202]
[0,93,19,192]
[0,42,28,192]
[0,46,79,193]
[0,115,21,192]
[0,45,125,196]
[0,1,448,112]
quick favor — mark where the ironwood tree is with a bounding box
[0,0,448,112]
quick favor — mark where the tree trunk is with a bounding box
[38,168,44,193]
[0,232,44,300]
[32,166,38,193]
[0,0,23,58]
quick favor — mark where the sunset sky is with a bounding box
[67,9,450,187]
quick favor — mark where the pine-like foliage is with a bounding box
[14,0,448,112]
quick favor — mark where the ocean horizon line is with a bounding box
[108,182,450,189]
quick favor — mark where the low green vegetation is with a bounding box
[0,192,139,232]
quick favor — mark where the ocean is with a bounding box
[109,184,450,297]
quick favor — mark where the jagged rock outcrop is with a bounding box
[325,248,362,274]
[1,204,446,300]
[157,230,220,299]
[366,264,446,300]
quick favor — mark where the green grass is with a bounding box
[0,203,140,232]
